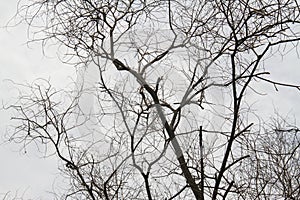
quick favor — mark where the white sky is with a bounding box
[0,0,300,199]
[0,1,75,198]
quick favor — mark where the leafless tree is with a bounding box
[6,0,300,199]
[235,115,300,200]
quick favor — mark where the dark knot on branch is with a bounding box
[66,161,78,170]
[113,59,129,71]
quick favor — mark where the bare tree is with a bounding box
[6,0,300,199]
[235,115,300,200]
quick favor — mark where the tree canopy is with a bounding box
[7,0,300,199]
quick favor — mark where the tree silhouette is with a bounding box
[7,0,300,199]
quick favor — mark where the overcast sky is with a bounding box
[1,0,300,199]
[0,1,75,198]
